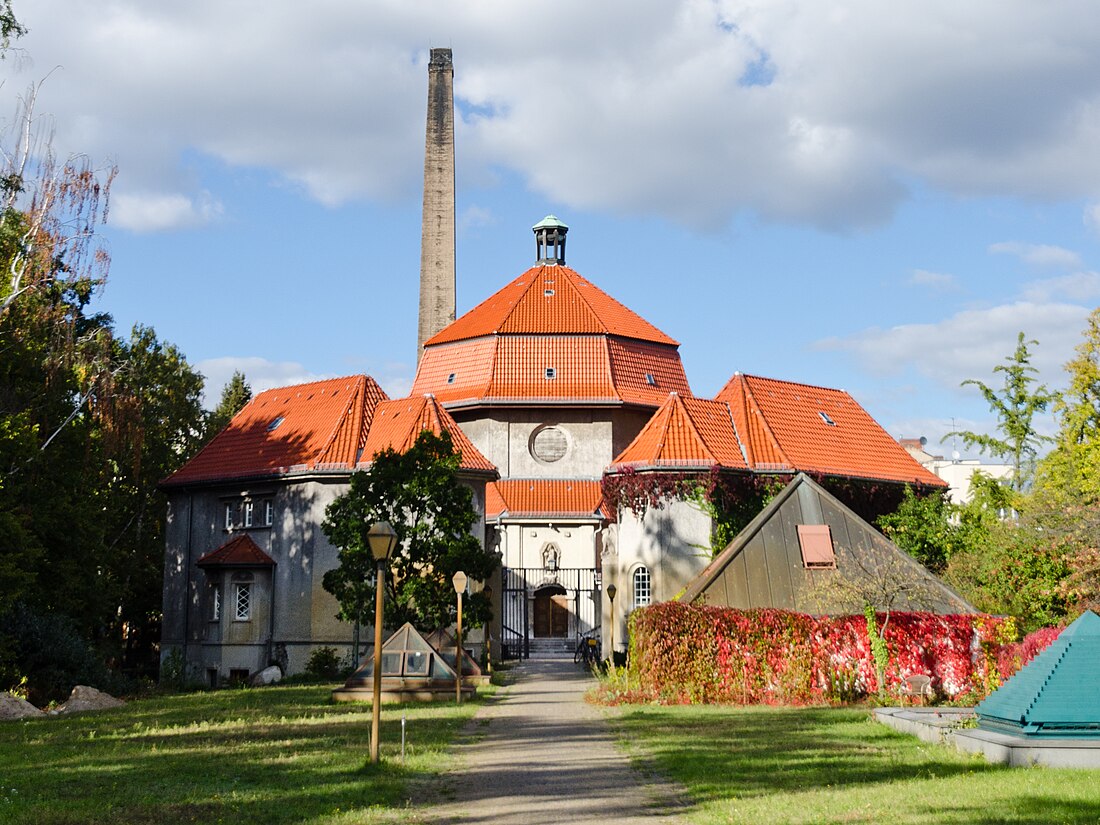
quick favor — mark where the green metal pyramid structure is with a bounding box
[976,609,1100,738]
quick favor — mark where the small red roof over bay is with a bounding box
[486,479,608,520]
[164,375,388,487]
[197,534,275,567]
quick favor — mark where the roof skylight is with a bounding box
[818,411,836,426]
[267,416,285,432]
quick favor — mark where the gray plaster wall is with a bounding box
[454,408,653,480]
[605,500,713,654]
[161,472,490,683]
[496,521,599,571]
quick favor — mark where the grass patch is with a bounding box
[0,684,486,824]
[609,705,1100,824]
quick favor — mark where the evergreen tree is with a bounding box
[207,370,252,436]
[949,332,1056,491]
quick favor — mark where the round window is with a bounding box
[530,425,569,463]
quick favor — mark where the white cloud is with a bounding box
[14,0,1100,232]
[1021,271,1100,302]
[196,357,330,408]
[817,301,1090,389]
[110,190,224,232]
[458,204,497,235]
[909,269,958,290]
[989,241,1082,269]
[1086,201,1100,234]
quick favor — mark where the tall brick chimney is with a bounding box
[417,48,456,362]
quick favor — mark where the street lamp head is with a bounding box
[367,520,398,562]
[607,583,617,601]
[452,570,468,594]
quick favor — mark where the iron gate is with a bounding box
[500,567,599,659]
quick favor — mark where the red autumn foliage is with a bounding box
[620,601,1017,705]
[996,625,1062,681]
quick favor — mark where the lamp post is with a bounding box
[606,583,617,665]
[367,520,397,764]
[482,586,493,675]
[452,571,467,705]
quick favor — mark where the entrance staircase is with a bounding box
[526,637,574,659]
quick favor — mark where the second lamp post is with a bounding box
[367,520,397,764]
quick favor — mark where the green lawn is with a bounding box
[0,685,482,825]
[609,705,1100,825]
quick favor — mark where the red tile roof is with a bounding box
[164,375,388,486]
[486,479,607,519]
[412,264,690,407]
[612,393,749,469]
[197,534,275,567]
[425,264,677,347]
[716,374,946,486]
[412,335,691,407]
[361,395,496,474]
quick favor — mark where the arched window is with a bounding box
[632,566,652,609]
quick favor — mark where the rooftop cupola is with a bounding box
[533,215,568,265]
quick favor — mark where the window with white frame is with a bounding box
[633,566,652,609]
[224,502,234,530]
[264,500,273,526]
[234,583,252,621]
[211,586,220,621]
[244,501,254,527]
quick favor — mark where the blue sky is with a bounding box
[7,1,1100,459]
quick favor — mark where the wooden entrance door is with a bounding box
[533,587,569,637]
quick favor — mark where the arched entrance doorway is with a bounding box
[532,584,569,638]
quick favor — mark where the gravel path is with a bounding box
[425,658,686,824]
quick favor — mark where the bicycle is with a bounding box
[573,630,601,665]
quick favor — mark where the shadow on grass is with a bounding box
[614,706,988,801]
[0,685,489,825]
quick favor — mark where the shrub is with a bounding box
[997,625,1061,681]
[305,647,342,680]
[0,604,129,706]
[623,602,1013,706]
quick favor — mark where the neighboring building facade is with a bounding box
[159,379,495,684]
[899,438,1014,506]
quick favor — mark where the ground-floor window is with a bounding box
[234,582,252,621]
[633,565,652,609]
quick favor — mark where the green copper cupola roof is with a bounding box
[533,215,568,265]
[976,609,1100,737]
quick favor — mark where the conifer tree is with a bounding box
[949,332,1056,491]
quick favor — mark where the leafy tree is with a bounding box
[322,429,498,632]
[949,332,1056,490]
[0,90,207,690]
[877,487,959,573]
[1032,308,1100,507]
[0,0,24,54]
[207,370,252,436]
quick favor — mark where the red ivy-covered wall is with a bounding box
[622,601,1023,705]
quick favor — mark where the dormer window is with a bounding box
[545,367,557,380]
[818,411,836,426]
